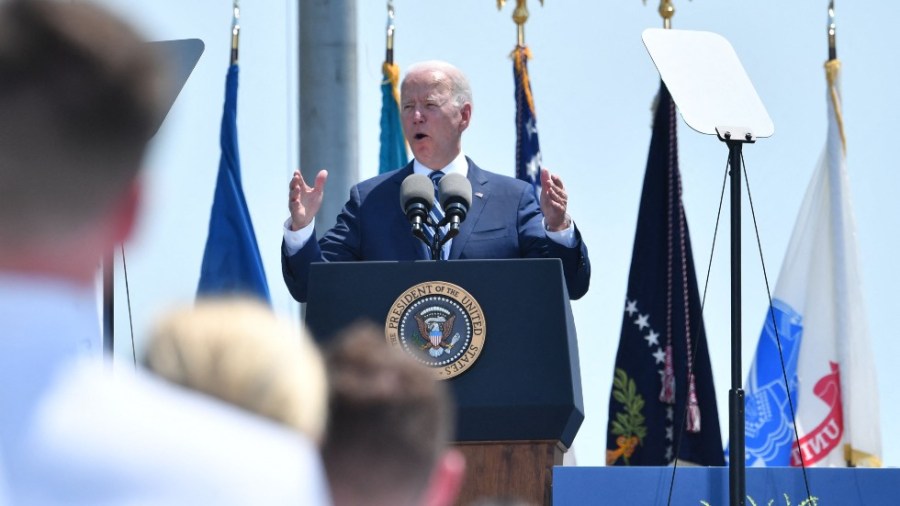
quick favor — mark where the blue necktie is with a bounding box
[423,171,449,259]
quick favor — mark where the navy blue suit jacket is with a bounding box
[282,158,590,302]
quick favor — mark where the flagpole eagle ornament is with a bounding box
[497,0,542,47]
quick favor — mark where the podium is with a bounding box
[305,259,584,505]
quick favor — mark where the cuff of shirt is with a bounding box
[543,217,577,248]
[283,217,315,256]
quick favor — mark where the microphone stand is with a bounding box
[430,226,443,261]
[431,213,463,261]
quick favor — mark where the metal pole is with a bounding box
[102,253,114,356]
[299,0,359,238]
[728,140,745,506]
[828,1,837,61]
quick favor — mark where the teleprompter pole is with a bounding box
[718,127,754,506]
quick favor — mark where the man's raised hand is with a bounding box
[288,169,328,231]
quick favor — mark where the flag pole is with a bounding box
[231,1,240,65]
[659,0,674,29]
[378,1,408,174]
[825,2,845,155]
[503,1,545,194]
[497,0,543,48]
[385,1,395,65]
[827,1,837,61]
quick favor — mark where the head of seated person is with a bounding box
[0,0,165,283]
[143,297,328,444]
[321,323,465,506]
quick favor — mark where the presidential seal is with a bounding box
[385,281,486,380]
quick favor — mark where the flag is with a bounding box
[737,59,880,468]
[379,62,408,173]
[606,84,724,466]
[513,45,542,195]
[197,64,271,302]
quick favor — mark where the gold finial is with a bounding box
[659,0,674,29]
[386,0,396,65]
[498,0,543,47]
[230,0,240,64]
[644,0,676,29]
[828,1,837,61]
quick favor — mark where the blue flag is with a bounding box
[513,46,542,195]
[379,62,408,174]
[605,84,724,466]
[197,64,270,302]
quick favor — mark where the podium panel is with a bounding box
[305,259,584,447]
[553,467,900,505]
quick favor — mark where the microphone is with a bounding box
[437,173,472,240]
[399,174,434,243]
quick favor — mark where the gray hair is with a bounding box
[404,60,473,108]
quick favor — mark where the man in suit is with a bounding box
[282,60,590,302]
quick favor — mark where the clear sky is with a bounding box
[94,0,900,467]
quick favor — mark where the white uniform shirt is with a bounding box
[0,273,331,506]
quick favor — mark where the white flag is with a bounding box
[740,59,881,467]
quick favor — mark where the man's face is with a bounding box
[400,70,471,170]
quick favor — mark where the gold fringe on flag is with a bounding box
[511,46,536,116]
[845,443,883,468]
[382,61,401,106]
[825,59,847,155]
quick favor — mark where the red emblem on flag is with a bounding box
[791,362,844,466]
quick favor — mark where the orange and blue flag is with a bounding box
[379,62,408,174]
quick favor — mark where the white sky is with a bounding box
[94,0,900,468]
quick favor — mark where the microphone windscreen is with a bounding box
[439,173,472,209]
[399,174,434,211]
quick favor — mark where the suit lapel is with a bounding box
[449,158,489,259]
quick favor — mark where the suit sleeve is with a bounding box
[516,185,591,300]
[281,185,364,302]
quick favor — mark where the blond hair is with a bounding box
[144,298,327,444]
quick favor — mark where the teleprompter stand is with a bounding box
[644,28,774,506]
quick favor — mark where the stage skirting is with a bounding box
[553,466,900,505]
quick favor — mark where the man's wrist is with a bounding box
[545,214,572,233]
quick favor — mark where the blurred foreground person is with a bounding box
[322,324,465,506]
[0,1,328,504]
[144,298,328,444]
